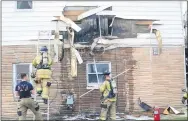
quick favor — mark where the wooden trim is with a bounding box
[64,16,78,21]
[63,10,86,16]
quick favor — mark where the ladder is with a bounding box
[33,30,52,120]
[37,30,52,56]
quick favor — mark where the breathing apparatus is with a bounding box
[37,46,50,69]
[101,71,118,99]
[182,88,188,107]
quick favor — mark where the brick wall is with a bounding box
[1,45,185,119]
[132,47,185,112]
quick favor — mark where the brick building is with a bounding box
[1,1,186,119]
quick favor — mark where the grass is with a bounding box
[172,116,188,120]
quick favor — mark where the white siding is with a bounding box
[2,1,184,46]
[2,1,66,42]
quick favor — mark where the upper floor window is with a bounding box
[17,1,32,9]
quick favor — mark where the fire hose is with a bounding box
[79,65,136,98]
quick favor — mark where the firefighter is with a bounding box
[15,73,43,120]
[32,46,53,104]
[182,89,188,107]
[99,71,117,121]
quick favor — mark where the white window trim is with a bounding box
[15,1,34,12]
[86,61,111,89]
[12,63,33,99]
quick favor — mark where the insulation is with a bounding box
[153,30,163,54]
[67,28,78,78]
[70,47,77,77]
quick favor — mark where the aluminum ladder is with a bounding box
[33,30,52,120]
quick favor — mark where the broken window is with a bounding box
[17,1,32,9]
[87,62,111,88]
[13,63,32,98]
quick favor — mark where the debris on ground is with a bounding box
[138,97,153,112]
[61,112,125,120]
[51,107,187,120]
[163,106,184,115]
[126,115,153,120]
[161,107,187,120]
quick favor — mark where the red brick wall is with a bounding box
[1,45,185,119]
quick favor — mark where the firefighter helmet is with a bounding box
[102,70,111,75]
[40,46,48,52]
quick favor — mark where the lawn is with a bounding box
[172,116,188,120]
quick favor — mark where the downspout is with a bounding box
[149,23,153,105]
[184,49,187,89]
[186,1,188,88]
[180,1,187,89]
[54,21,60,63]
[98,15,102,37]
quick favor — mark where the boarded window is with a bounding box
[17,1,32,9]
[13,63,32,98]
[87,62,111,89]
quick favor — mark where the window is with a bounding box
[17,1,32,9]
[86,62,111,89]
[13,63,32,98]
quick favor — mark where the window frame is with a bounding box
[86,61,111,89]
[15,0,33,11]
[12,63,33,99]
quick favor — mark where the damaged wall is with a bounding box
[59,47,136,113]
[68,16,151,43]
[111,19,150,38]
[2,1,184,46]
[59,47,184,113]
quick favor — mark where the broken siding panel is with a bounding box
[112,19,136,38]
[112,19,152,38]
